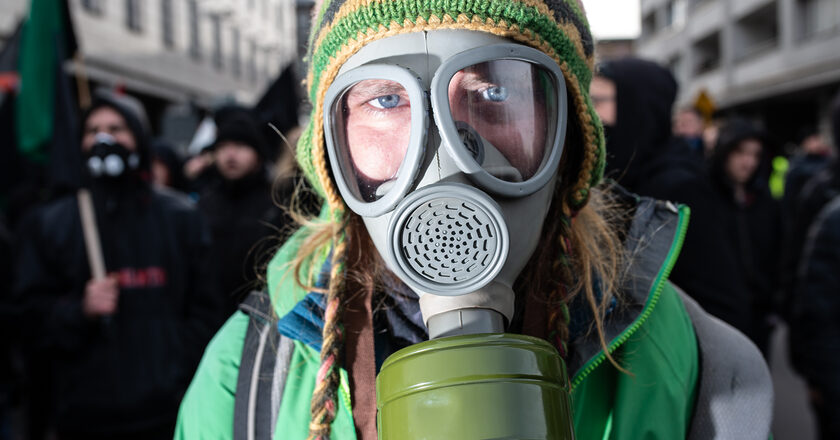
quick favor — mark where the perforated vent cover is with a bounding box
[388,184,508,295]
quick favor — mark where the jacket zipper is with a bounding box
[570,205,690,391]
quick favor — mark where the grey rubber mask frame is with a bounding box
[322,33,569,331]
[324,43,569,218]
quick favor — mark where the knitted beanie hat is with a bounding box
[297,0,606,217]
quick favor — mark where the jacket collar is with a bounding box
[566,190,688,376]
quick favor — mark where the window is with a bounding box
[262,48,272,81]
[82,0,104,15]
[664,1,675,29]
[211,15,223,70]
[161,0,175,48]
[248,40,258,84]
[232,28,242,78]
[126,0,143,32]
[798,0,840,40]
[642,11,657,38]
[693,31,721,75]
[667,54,683,79]
[188,0,201,60]
[734,3,779,60]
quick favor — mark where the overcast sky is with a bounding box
[581,0,641,40]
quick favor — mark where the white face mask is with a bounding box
[323,30,569,337]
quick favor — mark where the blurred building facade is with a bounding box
[637,0,840,144]
[594,39,636,63]
[1,0,298,139]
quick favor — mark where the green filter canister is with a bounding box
[376,333,575,439]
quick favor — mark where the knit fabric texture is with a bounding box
[296,0,605,216]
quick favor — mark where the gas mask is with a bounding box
[326,30,576,439]
[85,133,141,181]
[324,30,568,338]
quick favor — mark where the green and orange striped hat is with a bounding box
[296,0,605,217]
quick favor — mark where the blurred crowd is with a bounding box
[0,55,838,439]
[0,89,317,439]
[592,58,840,440]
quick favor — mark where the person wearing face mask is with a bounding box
[176,2,772,439]
[13,91,224,439]
[708,119,782,355]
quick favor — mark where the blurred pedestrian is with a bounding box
[0,214,15,440]
[591,58,702,193]
[12,91,223,440]
[779,126,836,303]
[591,58,751,339]
[199,110,293,316]
[708,118,781,354]
[790,193,840,440]
[789,92,840,439]
[149,140,187,192]
[673,106,706,156]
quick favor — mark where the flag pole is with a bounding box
[77,189,106,280]
[73,48,103,279]
[73,52,91,110]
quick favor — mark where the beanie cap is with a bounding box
[298,0,605,215]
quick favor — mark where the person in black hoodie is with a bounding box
[13,91,223,439]
[789,92,840,439]
[708,119,781,354]
[591,58,752,339]
[198,109,294,316]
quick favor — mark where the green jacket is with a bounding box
[176,198,700,439]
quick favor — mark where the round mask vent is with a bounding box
[388,184,509,295]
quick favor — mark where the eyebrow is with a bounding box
[349,80,406,97]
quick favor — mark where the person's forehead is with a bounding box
[86,106,127,126]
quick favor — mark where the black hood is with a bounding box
[709,118,771,192]
[598,58,678,188]
[81,91,152,179]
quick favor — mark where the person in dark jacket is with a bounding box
[149,140,187,192]
[590,58,751,337]
[781,94,840,314]
[708,119,782,354]
[198,109,294,316]
[12,92,223,440]
[791,194,840,440]
[789,91,840,440]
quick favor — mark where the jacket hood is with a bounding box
[82,91,152,177]
[709,118,771,193]
[598,58,678,188]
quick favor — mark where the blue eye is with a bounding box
[481,86,508,102]
[369,94,402,109]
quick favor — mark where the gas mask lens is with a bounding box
[447,60,556,183]
[334,79,413,202]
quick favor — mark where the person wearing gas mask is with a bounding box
[13,92,223,439]
[176,1,772,439]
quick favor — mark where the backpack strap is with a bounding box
[234,291,295,440]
